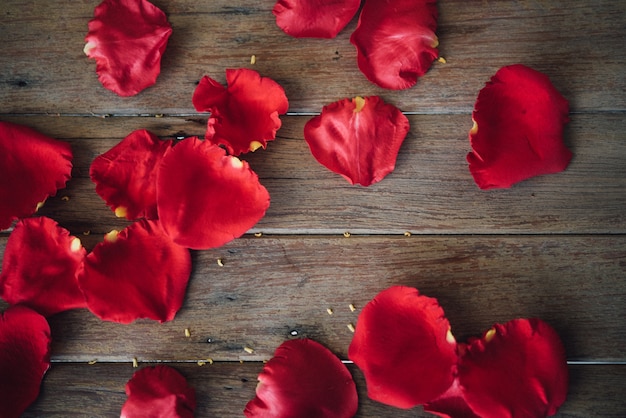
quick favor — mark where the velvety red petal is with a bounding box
[348,286,457,409]
[192,68,289,155]
[90,129,173,220]
[121,365,196,418]
[0,305,51,418]
[467,64,572,189]
[457,318,569,418]
[423,378,479,418]
[244,338,358,418]
[0,217,87,316]
[350,0,439,89]
[273,0,360,39]
[156,137,270,250]
[0,121,72,230]
[84,0,172,96]
[304,96,410,186]
[77,220,191,324]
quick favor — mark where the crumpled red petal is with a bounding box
[0,305,51,418]
[348,286,457,409]
[272,0,360,39]
[84,0,172,96]
[304,96,410,186]
[244,338,358,418]
[0,121,72,230]
[456,318,569,418]
[121,365,196,418]
[156,137,270,250]
[467,64,572,189]
[0,217,87,316]
[350,0,439,89]
[192,68,289,155]
[90,129,173,220]
[76,220,191,324]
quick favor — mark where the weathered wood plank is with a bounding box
[1,113,624,235]
[1,0,624,114]
[2,235,624,362]
[22,362,626,417]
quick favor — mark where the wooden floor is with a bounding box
[1,0,625,416]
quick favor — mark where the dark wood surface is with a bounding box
[1,0,625,416]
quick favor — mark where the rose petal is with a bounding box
[77,220,191,324]
[457,318,569,418]
[84,0,172,96]
[121,365,196,418]
[350,0,439,89]
[0,121,72,230]
[0,305,51,418]
[0,216,87,316]
[423,378,480,418]
[304,96,410,186]
[467,64,572,189]
[244,338,358,418]
[348,286,457,409]
[192,68,289,155]
[272,0,360,39]
[90,129,173,220]
[156,137,270,250]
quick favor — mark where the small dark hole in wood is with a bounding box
[241,378,249,383]
[16,80,28,87]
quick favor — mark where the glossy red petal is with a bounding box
[457,318,569,418]
[350,0,439,89]
[0,217,87,316]
[244,338,358,418]
[192,68,289,155]
[273,0,360,39]
[0,305,51,418]
[90,129,173,220]
[467,64,572,189]
[423,378,479,418]
[0,121,72,230]
[121,365,196,418]
[77,220,191,324]
[84,0,172,96]
[348,286,457,409]
[304,96,410,186]
[156,137,270,250]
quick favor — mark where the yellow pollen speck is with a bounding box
[217,258,224,267]
[249,141,263,152]
[347,323,355,333]
[437,56,447,64]
[154,114,164,118]
[349,304,356,312]
[70,237,82,253]
[184,328,191,338]
[132,357,138,368]
[353,96,366,113]
[104,230,120,243]
[35,200,46,212]
[83,41,96,55]
[244,346,254,354]
[114,206,128,218]
[470,119,478,135]
[446,328,456,344]
[326,308,334,315]
[343,231,351,238]
[485,328,497,343]
[404,231,412,237]
[83,230,91,236]
[250,55,257,65]
[254,232,263,237]
[197,360,206,366]
[88,359,97,365]
[61,195,70,202]
[230,156,244,169]
[240,360,244,364]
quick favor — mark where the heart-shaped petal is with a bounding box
[273,0,361,39]
[90,129,173,220]
[192,68,289,155]
[84,0,172,96]
[0,305,51,418]
[156,137,270,250]
[350,0,439,89]
[304,96,410,186]
[0,121,72,230]
[467,64,572,189]
[0,216,87,316]
[121,365,196,418]
[244,338,358,418]
[77,220,191,324]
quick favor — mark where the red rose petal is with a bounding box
[457,318,569,418]
[0,217,87,316]
[272,0,360,39]
[90,129,173,220]
[467,64,572,189]
[84,0,172,96]
[348,286,457,409]
[0,305,51,418]
[244,338,358,418]
[121,365,196,418]
[192,68,289,155]
[77,220,191,324]
[350,0,439,89]
[304,96,410,186]
[0,121,72,230]
[156,137,270,250]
